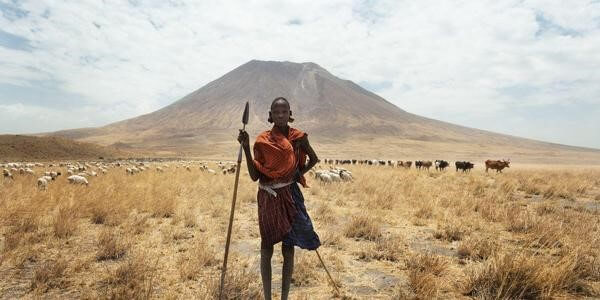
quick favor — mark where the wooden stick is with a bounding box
[315,249,341,295]
[219,124,245,300]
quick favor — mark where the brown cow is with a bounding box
[421,161,432,170]
[485,159,510,173]
[403,161,412,169]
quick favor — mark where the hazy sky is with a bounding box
[1,0,599,148]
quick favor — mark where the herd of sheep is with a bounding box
[0,160,254,191]
[2,159,358,190]
[309,167,353,183]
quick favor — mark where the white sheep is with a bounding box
[339,170,353,181]
[207,169,216,175]
[126,167,140,175]
[37,177,48,190]
[68,175,89,185]
[317,173,332,183]
[329,173,341,182]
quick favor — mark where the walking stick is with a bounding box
[315,249,341,295]
[219,101,249,300]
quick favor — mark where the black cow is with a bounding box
[455,161,474,172]
[435,160,449,171]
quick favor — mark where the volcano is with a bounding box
[47,60,600,163]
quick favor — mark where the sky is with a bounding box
[1,0,599,149]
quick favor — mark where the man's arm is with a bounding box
[299,136,318,176]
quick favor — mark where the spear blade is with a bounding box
[242,101,249,125]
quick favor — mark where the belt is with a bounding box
[259,181,293,197]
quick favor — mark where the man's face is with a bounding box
[271,101,290,126]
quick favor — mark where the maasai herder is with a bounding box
[237,97,321,300]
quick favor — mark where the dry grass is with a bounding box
[30,257,68,292]
[101,253,159,299]
[505,206,537,233]
[53,205,78,238]
[321,231,345,250]
[462,249,597,299]
[433,221,468,242]
[96,229,127,261]
[183,209,198,228]
[314,202,337,224]
[457,236,499,261]
[343,215,382,241]
[206,256,263,299]
[405,252,449,298]
[356,234,404,262]
[178,239,218,280]
[292,252,322,286]
[1,163,599,298]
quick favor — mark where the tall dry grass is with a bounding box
[0,163,599,298]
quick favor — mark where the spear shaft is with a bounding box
[219,102,249,299]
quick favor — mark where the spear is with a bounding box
[219,101,249,299]
[315,249,341,295]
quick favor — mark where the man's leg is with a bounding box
[260,245,274,300]
[281,244,295,300]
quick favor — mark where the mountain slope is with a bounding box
[46,60,600,163]
[0,135,128,160]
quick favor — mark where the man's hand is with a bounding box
[238,130,250,147]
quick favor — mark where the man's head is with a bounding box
[268,97,294,125]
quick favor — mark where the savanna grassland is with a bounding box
[1,163,599,299]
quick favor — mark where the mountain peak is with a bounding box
[240,59,326,73]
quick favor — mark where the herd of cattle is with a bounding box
[322,158,511,173]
